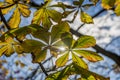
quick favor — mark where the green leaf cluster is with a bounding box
[0,0,115,79]
[46,63,109,80]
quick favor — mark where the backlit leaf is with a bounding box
[115,4,120,16]
[115,0,120,5]
[46,65,73,80]
[5,0,14,4]
[0,45,7,56]
[60,32,73,48]
[51,22,70,43]
[32,8,52,28]
[1,5,15,15]
[80,75,96,80]
[14,45,24,54]
[80,11,93,24]
[56,52,69,67]
[73,35,96,48]
[73,50,103,62]
[5,43,14,56]
[101,0,115,9]
[32,8,44,24]
[72,53,88,69]
[8,8,21,29]
[32,7,62,28]
[0,39,17,57]
[73,63,110,80]
[18,3,31,17]
[32,49,47,63]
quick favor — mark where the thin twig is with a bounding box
[76,9,106,31]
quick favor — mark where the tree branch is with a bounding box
[70,29,120,66]
[39,62,48,76]
[0,9,10,30]
[0,3,15,9]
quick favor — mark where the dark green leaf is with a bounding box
[21,39,44,53]
[73,0,84,6]
[101,0,115,9]
[62,10,75,18]
[51,22,70,43]
[32,49,47,63]
[47,9,62,22]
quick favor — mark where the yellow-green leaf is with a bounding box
[80,75,96,80]
[1,5,15,15]
[115,0,120,5]
[0,46,7,56]
[8,8,21,29]
[5,43,14,56]
[101,0,115,9]
[73,63,110,80]
[0,39,16,57]
[72,53,88,69]
[18,3,31,17]
[14,45,24,54]
[56,52,69,67]
[32,49,47,63]
[74,50,103,62]
[32,8,44,24]
[32,8,52,28]
[80,11,93,24]
[32,7,62,28]
[115,4,120,16]
[5,0,14,4]
[73,35,96,48]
